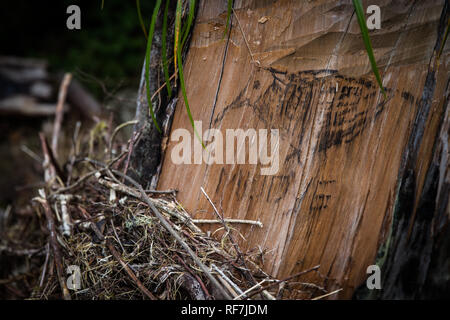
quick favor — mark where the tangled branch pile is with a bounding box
[2,117,327,300]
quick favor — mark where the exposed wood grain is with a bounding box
[156,0,449,298]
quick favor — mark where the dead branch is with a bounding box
[106,239,157,300]
[51,73,72,158]
[33,195,71,300]
[245,265,320,299]
[110,170,233,300]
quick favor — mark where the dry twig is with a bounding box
[52,73,72,158]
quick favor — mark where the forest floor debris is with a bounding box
[0,118,329,300]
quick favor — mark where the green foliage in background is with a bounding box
[64,0,156,94]
[2,1,156,97]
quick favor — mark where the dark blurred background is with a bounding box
[0,2,160,297]
[1,0,156,96]
[0,0,156,206]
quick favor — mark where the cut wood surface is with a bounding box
[157,0,449,298]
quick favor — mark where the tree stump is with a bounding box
[136,0,449,298]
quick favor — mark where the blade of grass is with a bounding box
[145,0,163,133]
[353,0,386,98]
[177,37,205,148]
[181,0,196,49]
[101,0,104,10]
[174,0,183,83]
[162,0,172,97]
[223,0,233,38]
[136,0,148,39]
[175,0,203,147]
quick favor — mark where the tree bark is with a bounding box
[131,1,188,188]
[357,1,450,298]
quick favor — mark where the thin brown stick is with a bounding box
[39,242,50,288]
[176,254,211,299]
[77,205,105,241]
[108,120,138,160]
[39,133,66,183]
[232,8,260,67]
[49,150,128,198]
[39,133,55,183]
[145,189,178,195]
[152,72,177,101]
[66,121,81,186]
[245,265,320,299]
[216,273,238,298]
[50,170,97,196]
[211,264,244,298]
[106,239,157,300]
[96,175,202,234]
[34,197,71,300]
[122,129,141,177]
[52,73,72,158]
[110,218,126,253]
[311,288,343,300]
[200,188,243,260]
[110,170,232,300]
[200,187,258,288]
[193,218,263,228]
[233,278,274,300]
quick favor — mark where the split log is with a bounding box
[135,0,449,298]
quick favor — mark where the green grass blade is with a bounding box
[145,0,163,133]
[136,0,148,39]
[162,0,172,98]
[223,0,232,38]
[101,0,104,10]
[176,35,205,148]
[181,0,196,49]
[353,0,386,98]
[173,0,203,147]
[174,0,183,80]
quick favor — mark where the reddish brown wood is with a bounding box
[156,0,449,298]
